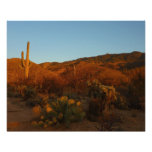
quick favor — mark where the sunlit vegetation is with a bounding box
[31,96,85,128]
[7,51,145,131]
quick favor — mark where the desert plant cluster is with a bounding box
[31,96,85,128]
[7,42,145,131]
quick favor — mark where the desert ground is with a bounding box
[7,97,144,131]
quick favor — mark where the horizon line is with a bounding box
[7,50,145,64]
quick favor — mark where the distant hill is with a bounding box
[7,51,145,86]
[40,51,145,71]
[7,58,59,84]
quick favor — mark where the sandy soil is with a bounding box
[7,97,145,131]
[7,97,37,131]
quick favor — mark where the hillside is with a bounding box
[7,58,59,84]
[7,51,145,131]
[40,51,145,71]
[7,51,145,87]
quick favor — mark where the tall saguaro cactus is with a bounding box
[21,41,31,79]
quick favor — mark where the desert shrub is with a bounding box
[88,98,102,116]
[7,84,21,97]
[15,85,27,97]
[32,96,85,128]
[23,87,37,100]
[62,62,102,95]
[62,87,79,100]
[32,105,42,117]
[7,84,16,97]
[87,79,117,118]
[97,67,128,86]
[40,76,65,95]
[87,98,102,121]
[114,93,128,109]
[126,67,145,110]
[127,84,145,110]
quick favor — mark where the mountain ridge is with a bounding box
[7,51,145,85]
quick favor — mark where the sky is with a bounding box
[7,21,145,63]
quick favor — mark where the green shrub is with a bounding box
[33,96,85,128]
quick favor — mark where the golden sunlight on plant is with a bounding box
[32,105,41,117]
[7,50,145,131]
[46,104,53,113]
[76,101,81,106]
[30,96,85,128]
[68,99,75,105]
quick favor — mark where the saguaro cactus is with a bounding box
[21,41,31,79]
[73,64,76,77]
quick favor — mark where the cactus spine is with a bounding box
[21,41,30,79]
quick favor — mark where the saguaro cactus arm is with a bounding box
[21,51,25,67]
[73,64,76,76]
[20,41,31,79]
